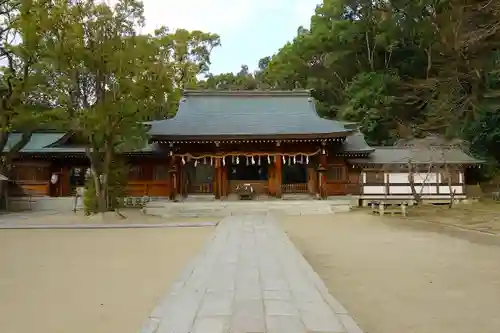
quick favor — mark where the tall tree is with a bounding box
[151,27,220,117]
[42,0,172,212]
[0,0,56,169]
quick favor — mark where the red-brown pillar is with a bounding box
[275,155,282,198]
[319,153,328,199]
[214,158,222,199]
[168,157,178,200]
[267,163,275,196]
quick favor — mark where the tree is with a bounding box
[151,27,220,117]
[42,0,172,212]
[0,0,61,207]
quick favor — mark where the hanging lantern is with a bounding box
[258,156,261,165]
[293,156,296,164]
[181,156,185,164]
[236,156,239,164]
[282,155,286,163]
[306,156,309,164]
[267,155,271,164]
[232,156,235,163]
[210,157,213,166]
[246,156,250,166]
[251,156,255,164]
[194,160,198,167]
[222,157,226,166]
[204,157,207,164]
[169,151,173,156]
[288,157,291,165]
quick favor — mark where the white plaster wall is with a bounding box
[387,172,438,183]
[388,173,407,183]
[438,186,463,194]
[363,186,386,194]
[388,186,412,194]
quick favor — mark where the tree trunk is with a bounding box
[446,165,455,208]
[408,163,422,205]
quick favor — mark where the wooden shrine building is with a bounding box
[4,90,482,204]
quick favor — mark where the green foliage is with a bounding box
[0,0,62,160]
[107,157,129,210]
[83,176,98,215]
[340,72,399,145]
[195,0,500,176]
[84,157,129,214]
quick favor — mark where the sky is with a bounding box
[138,0,322,74]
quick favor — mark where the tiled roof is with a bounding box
[348,146,482,165]
[147,90,353,139]
[342,132,374,153]
[2,132,157,154]
[3,133,66,152]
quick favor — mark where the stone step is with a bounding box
[144,199,351,217]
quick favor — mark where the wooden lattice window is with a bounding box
[365,170,384,184]
[326,165,345,181]
[11,164,50,181]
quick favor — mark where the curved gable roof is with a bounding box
[148,90,353,140]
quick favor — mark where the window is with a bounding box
[365,171,384,184]
[440,170,460,184]
[70,167,88,187]
[11,164,50,181]
[326,166,345,182]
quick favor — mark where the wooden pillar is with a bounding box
[214,158,222,199]
[268,163,275,196]
[319,153,328,199]
[275,155,282,198]
[60,166,70,197]
[221,162,228,198]
[168,157,178,200]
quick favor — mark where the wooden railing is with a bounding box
[187,183,214,194]
[10,181,50,197]
[125,181,169,197]
[281,183,309,193]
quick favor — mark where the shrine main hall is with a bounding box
[7,90,479,203]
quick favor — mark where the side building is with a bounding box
[3,90,481,208]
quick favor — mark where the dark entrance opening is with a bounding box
[183,161,215,194]
[228,156,269,181]
[283,163,307,183]
[282,163,308,193]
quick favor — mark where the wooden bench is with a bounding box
[371,200,408,217]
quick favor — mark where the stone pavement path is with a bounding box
[140,215,363,333]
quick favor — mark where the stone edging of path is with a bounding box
[0,221,218,229]
[139,215,364,333]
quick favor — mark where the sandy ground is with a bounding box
[0,226,212,333]
[0,208,220,226]
[407,201,500,235]
[280,212,500,333]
